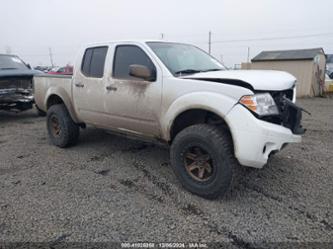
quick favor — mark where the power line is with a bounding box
[212,32,333,44]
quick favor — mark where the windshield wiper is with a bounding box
[175,68,223,76]
[175,69,202,76]
[202,68,223,72]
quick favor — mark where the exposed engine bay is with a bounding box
[260,89,308,135]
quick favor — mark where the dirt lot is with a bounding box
[0,98,332,246]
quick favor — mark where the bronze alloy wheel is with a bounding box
[184,146,214,182]
[171,124,235,199]
[46,104,80,148]
[50,115,61,137]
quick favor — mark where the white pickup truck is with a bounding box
[34,40,305,199]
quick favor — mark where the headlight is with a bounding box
[239,93,279,116]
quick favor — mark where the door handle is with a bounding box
[106,85,117,91]
[75,82,84,88]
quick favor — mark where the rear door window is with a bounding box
[81,48,93,76]
[81,46,108,78]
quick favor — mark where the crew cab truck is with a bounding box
[34,41,305,199]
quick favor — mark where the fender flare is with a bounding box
[161,92,238,141]
[44,87,81,123]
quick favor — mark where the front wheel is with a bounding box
[170,124,237,199]
[46,104,80,148]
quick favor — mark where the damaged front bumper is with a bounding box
[279,97,308,135]
[0,88,34,111]
[256,89,308,136]
[225,103,303,168]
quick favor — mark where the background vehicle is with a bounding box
[34,41,305,199]
[326,70,333,80]
[34,66,52,73]
[0,54,40,112]
[325,72,333,93]
[47,65,73,75]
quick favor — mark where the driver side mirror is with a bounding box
[129,64,156,82]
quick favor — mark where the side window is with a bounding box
[81,46,108,78]
[113,45,156,80]
[81,49,93,75]
[58,67,65,73]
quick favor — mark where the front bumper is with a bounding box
[0,89,34,111]
[225,104,302,168]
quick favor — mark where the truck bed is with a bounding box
[34,74,73,112]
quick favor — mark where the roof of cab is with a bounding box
[83,40,185,48]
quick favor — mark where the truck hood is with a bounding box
[0,68,42,78]
[183,70,297,91]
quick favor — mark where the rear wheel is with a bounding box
[170,124,237,199]
[46,104,79,148]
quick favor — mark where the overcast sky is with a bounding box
[1,0,333,67]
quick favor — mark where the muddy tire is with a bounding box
[46,104,79,148]
[170,124,237,199]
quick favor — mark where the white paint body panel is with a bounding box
[225,105,301,168]
[34,40,303,168]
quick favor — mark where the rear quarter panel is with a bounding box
[34,75,80,123]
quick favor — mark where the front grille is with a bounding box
[0,77,33,106]
[0,77,33,90]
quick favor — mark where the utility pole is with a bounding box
[208,31,212,54]
[160,33,164,40]
[49,47,54,67]
[247,47,251,63]
[5,46,12,54]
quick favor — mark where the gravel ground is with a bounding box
[0,98,332,246]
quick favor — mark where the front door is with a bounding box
[104,44,162,137]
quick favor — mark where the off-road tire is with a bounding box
[170,124,238,199]
[46,104,79,148]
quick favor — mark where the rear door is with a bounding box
[73,46,109,125]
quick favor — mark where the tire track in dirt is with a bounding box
[125,160,257,249]
[240,182,333,232]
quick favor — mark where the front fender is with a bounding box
[161,92,238,141]
[45,87,80,123]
